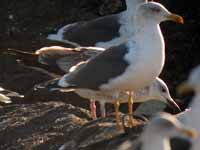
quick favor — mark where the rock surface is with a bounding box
[0,102,90,150]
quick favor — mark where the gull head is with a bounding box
[149,78,181,112]
[144,112,196,138]
[178,65,200,95]
[135,2,184,25]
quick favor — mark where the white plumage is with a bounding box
[117,113,195,150]
[74,77,180,117]
[178,65,200,150]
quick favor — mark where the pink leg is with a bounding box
[90,100,97,120]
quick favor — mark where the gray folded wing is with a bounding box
[61,14,121,46]
[64,44,130,90]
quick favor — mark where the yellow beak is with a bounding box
[177,82,193,95]
[167,13,184,24]
[179,128,197,139]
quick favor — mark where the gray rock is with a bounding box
[0,102,90,150]
[59,114,147,150]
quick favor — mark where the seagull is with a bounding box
[37,74,180,119]
[177,65,200,150]
[118,113,196,150]
[34,45,181,118]
[68,62,180,118]
[75,77,181,119]
[40,2,184,128]
[47,0,148,48]
[0,87,24,104]
[65,61,181,118]
[35,46,104,73]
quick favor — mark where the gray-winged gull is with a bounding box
[41,2,184,128]
[75,78,180,119]
[69,62,180,118]
[67,61,180,118]
[38,75,180,119]
[34,46,181,118]
[178,65,200,150]
[47,0,147,48]
[117,112,196,150]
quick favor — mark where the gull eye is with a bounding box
[161,86,167,93]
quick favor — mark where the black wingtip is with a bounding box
[34,78,61,91]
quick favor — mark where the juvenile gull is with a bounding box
[43,2,184,127]
[35,46,104,73]
[118,113,196,150]
[178,65,200,150]
[47,0,147,48]
[0,87,24,104]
